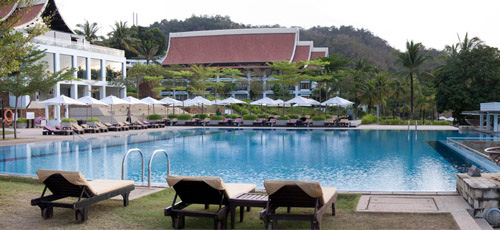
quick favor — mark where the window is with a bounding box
[90,59,101,80]
[76,57,87,79]
[60,54,72,72]
[300,82,311,89]
[39,52,55,73]
[106,61,122,81]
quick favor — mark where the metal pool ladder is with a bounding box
[121,148,145,183]
[148,149,170,188]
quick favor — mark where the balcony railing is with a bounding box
[32,36,125,57]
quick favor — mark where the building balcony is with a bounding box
[33,35,125,57]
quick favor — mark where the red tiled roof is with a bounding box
[13,4,44,27]
[0,2,17,20]
[163,30,298,65]
[292,45,311,62]
[310,51,327,59]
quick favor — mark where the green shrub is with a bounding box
[231,115,238,119]
[225,114,231,118]
[433,120,451,125]
[167,114,178,119]
[86,117,100,122]
[312,116,326,121]
[277,116,290,120]
[197,114,208,119]
[210,115,223,120]
[147,114,163,120]
[61,118,77,123]
[243,115,257,120]
[289,115,299,119]
[361,114,376,124]
[17,117,27,123]
[177,114,192,120]
[325,115,333,119]
[257,114,266,118]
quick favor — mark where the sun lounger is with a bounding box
[165,175,256,229]
[233,118,242,126]
[31,170,134,222]
[140,120,160,128]
[218,118,232,126]
[117,121,136,130]
[104,122,124,131]
[260,180,337,230]
[254,118,266,126]
[287,119,297,126]
[268,118,277,127]
[95,122,109,132]
[71,124,86,134]
[43,126,72,135]
[124,121,146,129]
[80,124,100,133]
[339,119,350,127]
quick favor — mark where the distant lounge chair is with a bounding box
[124,121,146,129]
[95,122,109,132]
[43,126,71,135]
[233,118,243,126]
[287,119,297,126]
[104,122,124,131]
[165,175,256,229]
[31,170,134,222]
[139,120,160,128]
[71,124,85,134]
[339,119,350,127]
[260,180,337,230]
[268,118,277,127]
[80,124,100,133]
[254,118,266,126]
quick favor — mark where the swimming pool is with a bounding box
[0,128,481,191]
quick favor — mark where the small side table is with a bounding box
[229,193,268,229]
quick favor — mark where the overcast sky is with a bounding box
[56,0,500,51]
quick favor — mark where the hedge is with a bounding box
[289,115,299,119]
[147,114,163,120]
[312,116,326,121]
[61,118,77,123]
[210,115,223,120]
[167,114,178,119]
[177,114,192,120]
[243,115,257,120]
[277,116,289,120]
[86,118,100,122]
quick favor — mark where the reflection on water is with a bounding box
[0,129,478,191]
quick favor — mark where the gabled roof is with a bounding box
[310,47,329,59]
[292,41,313,62]
[1,0,73,34]
[162,28,299,65]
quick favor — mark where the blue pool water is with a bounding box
[0,129,481,191]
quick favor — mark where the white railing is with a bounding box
[446,137,498,160]
[32,36,125,57]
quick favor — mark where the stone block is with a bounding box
[473,189,483,199]
[483,190,499,199]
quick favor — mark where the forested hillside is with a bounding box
[149,15,442,71]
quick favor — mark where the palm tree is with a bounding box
[389,78,406,118]
[372,73,392,122]
[107,21,138,54]
[396,41,430,120]
[75,20,100,43]
[360,80,377,114]
[136,40,159,64]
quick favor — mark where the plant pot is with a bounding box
[148,119,160,123]
[61,122,74,128]
[276,120,288,126]
[243,120,254,126]
[177,120,188,125]
[87,121,97,127]
[17,122,27,129]
[209,120,220,125]
[312,120,325,126]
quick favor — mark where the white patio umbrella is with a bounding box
[124,96,150,120]
[250,97,277,114]
[78,96,109,119]
[40,95,86,121]
[141,96,166,114]
[100,95,130,123]
[219,97,247,115]
[286,96,320,116]
[185,96,212,114]
[160,97,182,115]
[321,96,354,115]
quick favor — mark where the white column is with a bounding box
[86,57,91,80]
[100,86,106,99]
[246,71,251,99]
[487,114,491,130]
[262,75,267,98]
[494,114,498,132]
[45,105,49,120]
[55,83,61,122]
[85,85,91,97]
[72,55,77,79]
[480,114,484,129]
[71,83,77,99]
[54,52,60,73]
[121,62,127,98]
[101,60,106,81]
[295,85,299,97]
[65,104,69,118]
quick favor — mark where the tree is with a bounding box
[268,61,310,115]
[396,41,430,119]
[304,59,331,103]
[114,63,166,98]
[189,65,219,97]
[75,20,100,43]
[372,72,392,121]
[136,40,160,64]
[0,49,74,138]
[389,78,406,118]
[0,0,47,77]
[219,68,243,97]
[107,21,139,56]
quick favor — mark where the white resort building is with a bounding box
[1,0,126,115]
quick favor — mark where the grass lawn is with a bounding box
[0,176,459,229]
[0,130,13,135]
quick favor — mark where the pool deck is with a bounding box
[0,124,458,146]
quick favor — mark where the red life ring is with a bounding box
[4,109,13,123]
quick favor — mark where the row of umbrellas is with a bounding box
[40,94,354,120]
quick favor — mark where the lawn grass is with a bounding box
[0,130,13,135]
[0,176,459,229]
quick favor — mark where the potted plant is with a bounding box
[289,115,299,119]
[209,115,223,125]
[86,117,100,127]
[147,114,163,122]
[197,114,208,120]
[16,117,27,128]
[276,116,290,126]
[176,114,192,125]
[242,115,257,126]
[167,114,178,119]
[312,116,326,126]
[61,118,77,128]
[257,114,266,119]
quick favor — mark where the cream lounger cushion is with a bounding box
[166,175,256,198]
[264,180,337,206]
[36,170,134,196]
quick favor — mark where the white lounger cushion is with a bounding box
[264,180,336,206]
[321,187,338,206]
[224,183,256,198]
[166,175,256,199]
[87,180,134,195]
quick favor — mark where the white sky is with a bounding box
[55,0,500,51]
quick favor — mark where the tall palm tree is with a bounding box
[75,20,100,43]
[372,73,392,122]
[137,40,159,64]
[107,21,138,54]
[396,41,430,120]
[389,78,406,118]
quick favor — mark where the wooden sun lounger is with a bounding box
[253,118,266,126]
[80,124,100,133]
[339,119,350,127]
[260,180,337,230]
[287,119,298,126]
[95,122,109,132]
[268,118,277,127]
[31,170,134,223]
[104,122,124,131]
[43,126,72,135]
[165,175,256,229]
[72,124,91,134]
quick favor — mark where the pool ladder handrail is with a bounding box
[121,148,145,182]
[148,149,170,188]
